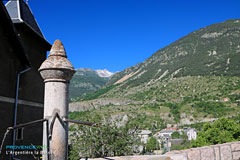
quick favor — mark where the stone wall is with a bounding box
[89,141,240,160]
[166,141,240,160]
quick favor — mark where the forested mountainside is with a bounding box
[70,20,240,128]
[69,68,113,99]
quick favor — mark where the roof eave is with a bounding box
[14,21,52,50]
[0,1,31,68]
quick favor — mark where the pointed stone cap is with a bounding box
[39,40,76,82]
[48,40,67,57]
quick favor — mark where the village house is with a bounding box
[152,127,178,151]
[0,0,51,159]
[185,128,197,140]
[138,130,152,144]
[153,126,198,152]
[157,127,178,138]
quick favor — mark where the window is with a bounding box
[16,128,24,140]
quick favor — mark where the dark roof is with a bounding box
[5,0,44,38]
[0,1,30,67]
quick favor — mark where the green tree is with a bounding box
[171,131,180,139]
[69,122,140,159]
[191,118,240,148]
[145,137,159,152]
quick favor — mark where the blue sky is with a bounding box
[28,0,240,72]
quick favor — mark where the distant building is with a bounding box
[156,127,178,138]
[0,0,51,159]
[138,130,152,144]
[186,128,197,140]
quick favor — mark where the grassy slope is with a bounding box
[70,76,240,131]
[69,69,109,99]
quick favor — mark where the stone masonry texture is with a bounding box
[89,141,240,160]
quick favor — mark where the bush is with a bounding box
[192,101,233,117]
[191,118,240,148]
[164,103,181,122]
[171,131,180,139]
[145,137,159,152]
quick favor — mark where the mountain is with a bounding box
[108,19,240,87]
[96,69,114,77]
[69,68,113,100]
[70,20,240,129]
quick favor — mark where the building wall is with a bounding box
[15,24,48,103]
[15,24,48,70]
[0,22,48,160]
[187,129,197,141]
[140,135,150,144]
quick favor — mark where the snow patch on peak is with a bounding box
[95,69,114,77]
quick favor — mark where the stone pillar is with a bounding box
[39,40,75,160]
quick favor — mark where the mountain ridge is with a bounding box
[69,68,113,99]
[70,19,240,127]
[95,69,114,77]
[107,19,240,87]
